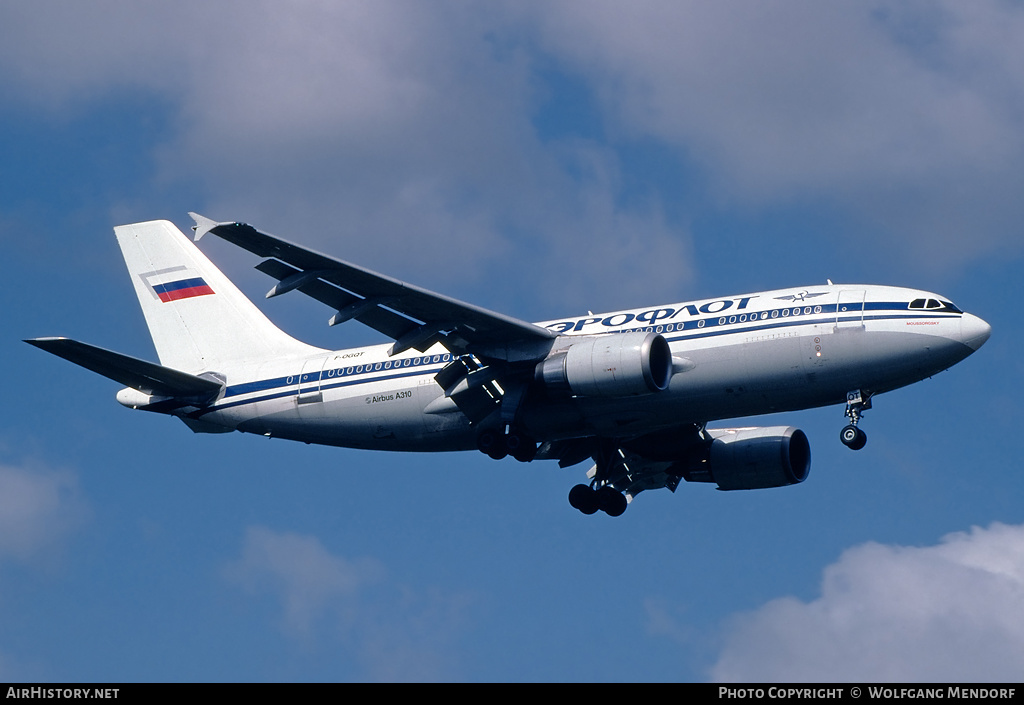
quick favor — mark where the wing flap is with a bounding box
[254,257,423,342]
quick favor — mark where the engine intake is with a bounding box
[537,332,673,397]
[677,426,811,490]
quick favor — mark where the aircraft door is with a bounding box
[296,356,326,405]
[835,290,865,330]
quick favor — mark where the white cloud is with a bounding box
[155,2,694,309]
[0,2,695,311]
[223,525,383,637]
[529,0,1024,268]
[0,461,88,562]
[4,1,1021,299]
[224,525,472,681]
[0,458,88,680]
[711,522,1024,682]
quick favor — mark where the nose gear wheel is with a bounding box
[840,390,871,450]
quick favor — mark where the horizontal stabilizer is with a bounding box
[25,337,223,400]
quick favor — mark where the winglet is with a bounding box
[188,212,228,242]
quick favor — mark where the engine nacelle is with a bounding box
[678,426,811,490]
[536,331,673,397]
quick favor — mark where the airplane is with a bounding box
[26,215,992,517]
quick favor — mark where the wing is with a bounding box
[189,213,556,360]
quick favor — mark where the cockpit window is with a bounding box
[908,298,962,313]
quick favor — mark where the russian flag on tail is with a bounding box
[153,277,215,302]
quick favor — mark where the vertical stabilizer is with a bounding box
[115,220,322,373]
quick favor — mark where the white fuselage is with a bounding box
[179,284,988,452]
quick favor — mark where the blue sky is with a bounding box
[2,1,1023,682]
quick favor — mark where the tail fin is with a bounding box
[115,220,321,373]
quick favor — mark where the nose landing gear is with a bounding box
[840,424,867,450]
[840,390,871,450]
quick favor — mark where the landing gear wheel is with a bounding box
[476,429,507,460]
[596,486,628,517]
[568,484,599,515]
[840,424,867,451]
[506,431,537,463]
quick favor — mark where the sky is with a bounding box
[1,1,1023,682]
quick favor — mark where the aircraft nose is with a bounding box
[960,313,992,351]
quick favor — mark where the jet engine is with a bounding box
[676,426,811,490]
[536,331,673,397]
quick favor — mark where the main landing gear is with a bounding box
[566,442,630,517]
[568,483,628,517]
[476,427,538,463]
[840,389,871,451]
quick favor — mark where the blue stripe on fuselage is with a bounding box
[192,303,958,417]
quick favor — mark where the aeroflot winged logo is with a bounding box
[775,291,828,303]
[140,266,215,303]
